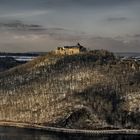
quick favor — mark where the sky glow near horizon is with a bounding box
[0,0,140,52]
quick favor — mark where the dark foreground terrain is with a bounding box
[0,50,140,130]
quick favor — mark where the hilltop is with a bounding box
[0,50,140,130]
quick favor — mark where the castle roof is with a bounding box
[64,43,83,49]
[64,46,79,49]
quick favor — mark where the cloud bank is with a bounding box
[0,0,140,52]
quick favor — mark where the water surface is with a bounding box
[0,126,140,140]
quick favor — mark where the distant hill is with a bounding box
[0,52,42,72]
[0,50,140,130]
[115,52,140,57]
[0,57,25,72]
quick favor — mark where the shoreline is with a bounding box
[0,121,140,136]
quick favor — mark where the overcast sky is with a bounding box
[0,0,140,52]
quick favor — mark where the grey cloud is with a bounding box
[0,20,43,33]
[87,36,140,52]
[106,17,128,22]
[50,34,140,52]
[0,0,140,9]
[0,0,139,37]
[0,20,84,37]
[0,29,140,52]
[124,34,140,41]
[0,20,42,29]
[131,34,140,38]
[0,20,140,52]
[46,0,140,7]
[0,20,84,41]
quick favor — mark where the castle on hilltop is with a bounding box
[55,43,87,55]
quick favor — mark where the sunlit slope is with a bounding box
[0,50,140,129]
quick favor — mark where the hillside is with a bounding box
[0,50,140,130]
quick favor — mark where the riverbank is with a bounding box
[0,121,140,136]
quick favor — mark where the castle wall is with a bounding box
[55,48,80,55]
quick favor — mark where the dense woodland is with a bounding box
[0,50,140,129]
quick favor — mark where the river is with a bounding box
[0,126,140,140]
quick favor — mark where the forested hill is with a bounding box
[0,50,140,130]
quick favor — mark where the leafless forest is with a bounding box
[0,50,140,129]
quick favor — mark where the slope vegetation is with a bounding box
[0,50,140,129]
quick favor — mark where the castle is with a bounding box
[55,43,86,55]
